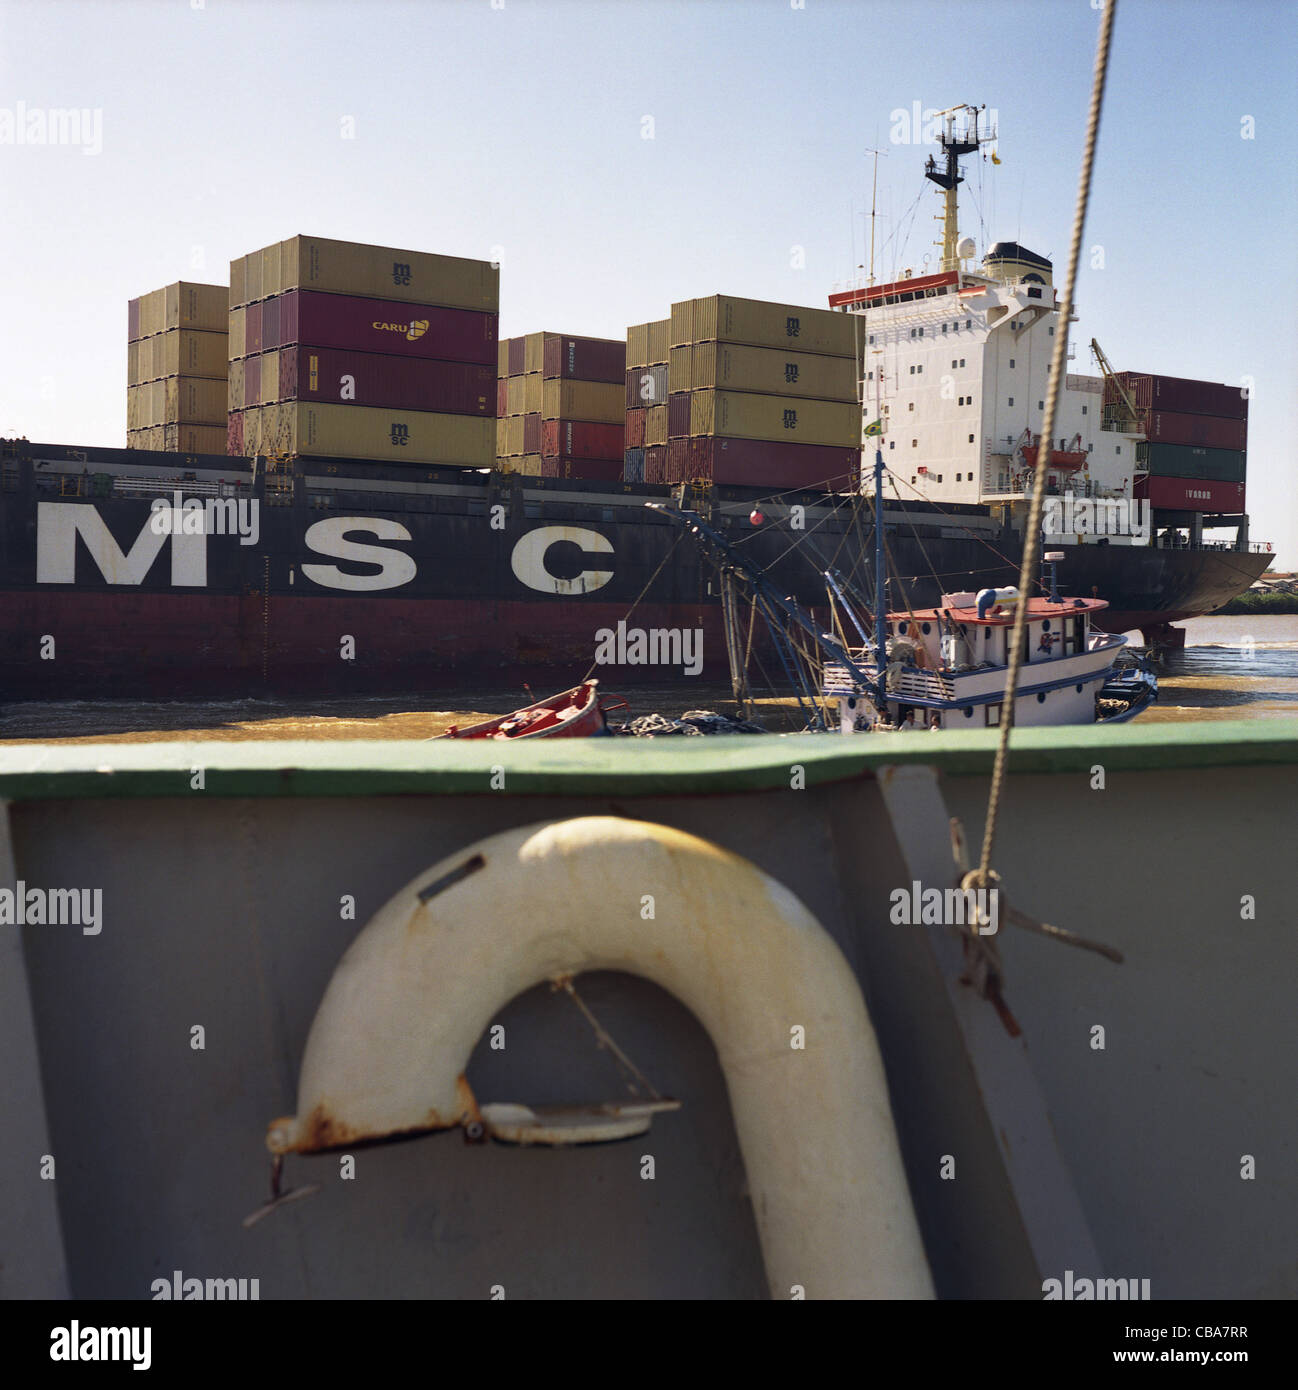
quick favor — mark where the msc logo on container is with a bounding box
[370,319,428,341]
[785,316,800,338]
[389,424,410,447]
[392,261,412,286]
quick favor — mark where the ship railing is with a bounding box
[112,476,243,498]
[888,667,955,701]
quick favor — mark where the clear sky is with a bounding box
[2,0,1294,564]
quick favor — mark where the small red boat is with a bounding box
[441,680,622,740]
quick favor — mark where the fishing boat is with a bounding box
[439,679,618,739]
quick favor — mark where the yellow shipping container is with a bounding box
[136,288,164,339]
[143,381,166,428]
[163,423,227,455]
[523,332,546,375]
[682,341,858,401]
[154,329,229,379]
[127,340,141,387]
[523,372,543,415]
[126,385,146,431]
[689,390,860,447]
[647,319,670,366]
[239,408,262,458]
[259,350,281,406]
[673,295,861,359]
[244,252,264,305]
[626,324,647,370]
[164,376,228,425]
[274,235,499,312]
[505,376,527,417]
[541,378,623,424]
[645,404,668,446]
[497,453,543,477]
[262,243,283,301]
[496,415,524,457]
[229,257,247,311]
[229,306,247,361]
[164,282,228,333]
[497,338,510,378]
[228,360,245,413]
[263,402,495,465]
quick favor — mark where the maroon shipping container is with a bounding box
[128,298,140,343]
[277,348,495,416]
[645,445,667,482]
[496,379,508,417]
[625,369,639,410]
[626,408,647,448]
[1111,372,1248,421]
[674,436,857,491]
[1145,410,1247,451]
[539,457,624,482]
[507,337,526,377]
[542,335,625,384]
[227,411,243,457]
[262,297,282,353]
[243,355,261,408]
[277,290,497,365]
[1134,475,1246,513]
[664,439,690,485]
[245,301,264,357]
[523,412,542,455]
[668,391,692,438]
[541,419,624,461]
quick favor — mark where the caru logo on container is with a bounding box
[370,319,427,341]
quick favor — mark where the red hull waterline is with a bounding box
[2,592,727,700]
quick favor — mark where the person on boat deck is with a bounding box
[928,712,941,730]
[900,708,916,729]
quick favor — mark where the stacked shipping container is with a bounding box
[1106,371,1250,514]
[496,332,625,479]
[623,319,670,483]
[126,283,228,454]
[227,236,498,465]
[663,295,862,490]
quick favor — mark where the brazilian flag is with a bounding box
[863,418,884,437]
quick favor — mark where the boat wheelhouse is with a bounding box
[824,588,1130,732]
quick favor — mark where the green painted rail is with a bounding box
[0,721,1294,801]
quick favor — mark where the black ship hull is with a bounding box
[0,442,1270,699]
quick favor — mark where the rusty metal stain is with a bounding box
[267,1074,483,1155]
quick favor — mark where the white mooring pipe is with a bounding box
[267,816,933,1299]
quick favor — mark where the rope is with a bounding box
[580,529,686,682]
[554,976,663,1101]
[975,0,1118,890]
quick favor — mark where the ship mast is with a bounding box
[924,104,996,273]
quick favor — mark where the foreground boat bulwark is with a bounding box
[1,721,1293,1299]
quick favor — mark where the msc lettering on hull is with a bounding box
[34,504,617,597]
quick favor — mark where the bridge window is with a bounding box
[968,434,975,443]
[1008,397,1014,406]
[1082,405,1088,415]
[1009,358,1016,368]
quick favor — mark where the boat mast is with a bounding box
[924,104,996,273]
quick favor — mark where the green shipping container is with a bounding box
[542,379,623,424]
[673,295,861,359]
[1137,441,1246,482]
[689,389,860,447]
[274,235,499,313]
[263,401,495,465]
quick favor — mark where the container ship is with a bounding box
[0,118,1270,701]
